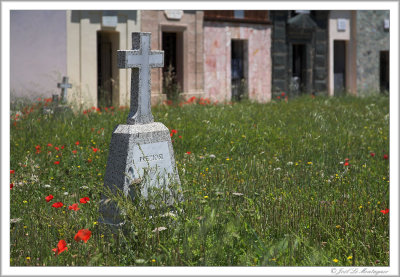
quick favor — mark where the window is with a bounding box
[234,10,245,19]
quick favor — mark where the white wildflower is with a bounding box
[10,218,22,224]
[44,184,51,188]
[273,167,281,171]
[80,186,89,189]
[63,192,69,196]
[209,154,216,159]
[232,192,244,196]
[287,161,293,166]
[152,226,167,233]
[161,212,177,218]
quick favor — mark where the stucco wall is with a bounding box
[10,10,67,99]
[204,22,272,103]
[67,10,140,109]
[328,10,357,96]
[356,10,390,93]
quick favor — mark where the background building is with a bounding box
[203,10,272,103]
[10,10,390,109]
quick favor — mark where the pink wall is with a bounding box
[204,22,272,103]
[10,11,67,99]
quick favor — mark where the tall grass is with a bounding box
[9,95,389,266]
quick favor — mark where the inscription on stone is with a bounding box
[164,10,183,20]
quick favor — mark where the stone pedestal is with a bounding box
[99,122,181,228]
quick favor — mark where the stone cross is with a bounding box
[117,32,164,125]
[57,76,72,103]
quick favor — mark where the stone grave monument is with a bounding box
[54,76,73,114]
[57,76,72,103]
[43,77,73,114]
[99,32,181,229]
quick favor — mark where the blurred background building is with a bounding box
[10,10,389,109]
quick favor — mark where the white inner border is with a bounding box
[2,1,399,276]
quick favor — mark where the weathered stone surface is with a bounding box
[315,55,326,67]
[356,10,389,93]
[99,122,180,227]
[273,54,286,66]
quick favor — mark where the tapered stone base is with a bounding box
[99,122,181,228]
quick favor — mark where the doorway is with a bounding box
[380,50,389,93]
[162,32,183,91]
[334,40,346,96]
[97,31,119,108]
[292,44,306,94]
[231,39,248,101]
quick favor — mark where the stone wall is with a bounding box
[270,11,329,96]
[356,11,390,93]
[141,10,204,102]
[203,21,272,103]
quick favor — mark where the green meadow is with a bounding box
[10,95,389,266]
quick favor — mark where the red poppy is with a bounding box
[54,161,60,165]
[52,202,63,208]
[47,143,53,147]
[171,129,178,134]
[277,96,281,99]
[45,194,54,202]
[74,229,92,243]
[179,135,182,139]
[345,158,349,162]
[281,92,285,97]
[72,150,77,154]
[75,141,80,145]
[35,145,41,150]
[80,197,90,204]
[10,170,15,174]
[170,133,173,137]
[91,106,96,110]
[68,203,80,211]
[55,147,60,151]
[83,110,88,115]
[344,162,350,166]
[92,147,99,153]
[186,151,192,155]
[383,154,388,160]
[370,152,375,157]
[10,183,14,189]
[52,239,68,255]
[380,209,389,214]
[36,150,41,154]
[61,145,65,150]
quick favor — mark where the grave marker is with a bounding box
[57,76,72,103]
[99,32,181,229]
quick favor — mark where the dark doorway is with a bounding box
[97,31,119,107]
[162,32,183,91]
[292,44,306,94]
[334,40,346,96]
[231,39,248,101]
[380,50,389,93]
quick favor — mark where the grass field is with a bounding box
[9,95,389,266]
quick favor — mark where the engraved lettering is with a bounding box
[139,153,164,163]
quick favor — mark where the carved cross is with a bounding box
[117,32,164,124]
[57,76,72,103]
